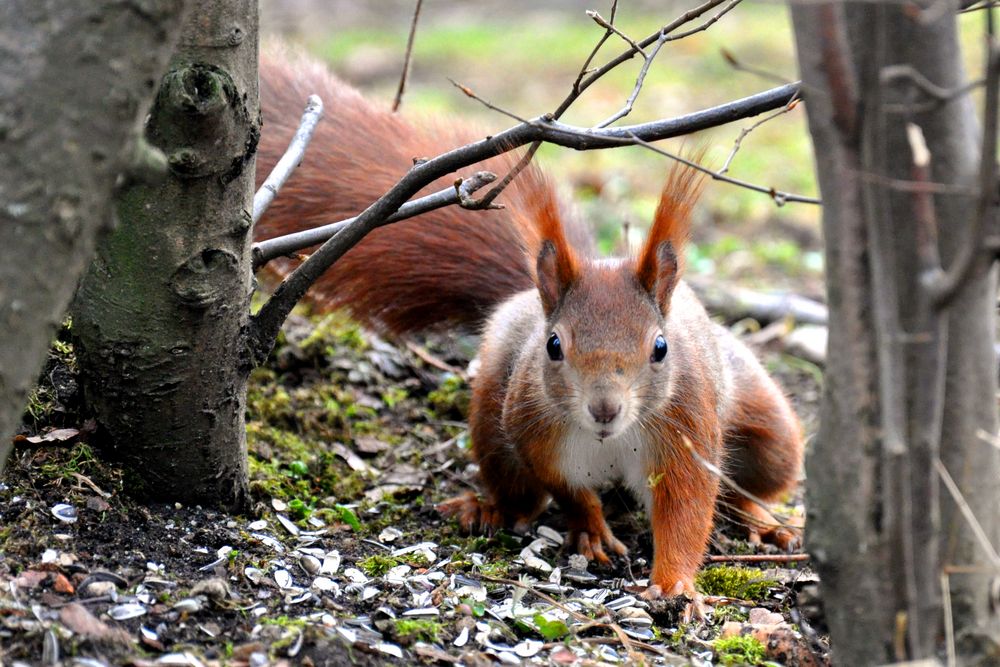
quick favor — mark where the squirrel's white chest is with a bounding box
[555,424,654,508]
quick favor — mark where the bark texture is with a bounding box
[72,0,259,509]
[791,2,1000,662]
[0,1,188,473]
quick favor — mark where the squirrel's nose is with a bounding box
[588,399,621,424]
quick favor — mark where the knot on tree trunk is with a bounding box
[170,247,239,308]
[148,62,256,181]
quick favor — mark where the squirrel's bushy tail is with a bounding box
[255,46,571,335]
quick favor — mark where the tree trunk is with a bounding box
[0,2,189,474]
[71,0,259,509]
[791,2,1000,662]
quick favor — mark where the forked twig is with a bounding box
[587,10,646,56]
[595,33,668,128]
[252,172,497,270]
[478,0,742,207]
[719,97,801,175]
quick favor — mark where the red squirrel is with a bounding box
[255,48,804,599]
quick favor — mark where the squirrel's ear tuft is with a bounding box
[536,239,577,315]
[530,190,579,315]
[636,160,705,311]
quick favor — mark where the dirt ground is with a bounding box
[1,302,828,666]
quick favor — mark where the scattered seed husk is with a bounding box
[51,503,78,524]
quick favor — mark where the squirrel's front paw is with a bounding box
[437,492,504,534]
[641,579,706,621]
[569,525,627,565]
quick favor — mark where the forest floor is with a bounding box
[1,304,827,667]
[1,7,837,664]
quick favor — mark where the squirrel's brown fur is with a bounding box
[255,48,804,598]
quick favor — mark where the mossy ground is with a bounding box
[2,303,825,664]
[715,634,769,666]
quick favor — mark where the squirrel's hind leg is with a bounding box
[721,358,804,549]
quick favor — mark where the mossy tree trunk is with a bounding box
[0,1,189,474]
[791,2,1000,662]
[72,0,259,509]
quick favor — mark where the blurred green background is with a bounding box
[259,0,990,297]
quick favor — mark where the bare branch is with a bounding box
[252,95,324,224]
[719,96,800,175]
[662,0,743,44]
[595,33,667,128]
[448,79,531,124]
[685,275,828,326]
[252,171,497,270]
[467,143,541,210]
[247,81,802,362]
[935,459,1000,569]
[961,0,1000,12]
[881,64,984,104]
[570,0,620,95]
[975,428,1000,450]
[720,47,794,87]
[586,10,646,56]
[554,0,734,119]
[625,132,820,205]
[942,571,957,667]
[392,0,424,112]
[474,0,744,209]
[924,24,1000,307]
[707,554,809,563]
[856,170,978,196]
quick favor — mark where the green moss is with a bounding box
[262,615,307,628]
[695,566,776,601]
[37,443,99,482]
[393,618,441,643]
[380,387,408,409]
[714,635,767,666]
[300,312,368,355]
[358,554,401,577]
[427,374,470,418]
[404,552,430,568]
[477,559,511,578]
[712,605,750,625]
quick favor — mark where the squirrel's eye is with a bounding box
[546,333,563,361]
[651,334,668,363]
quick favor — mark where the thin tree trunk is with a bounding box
[0,2,189,474]
[71,0,259,509]
[791,2,1000,662]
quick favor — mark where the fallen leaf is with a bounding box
[60,603,130,643]
[20,428,80,445]
[354,436,390,455]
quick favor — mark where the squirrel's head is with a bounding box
[531,163,704,441]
